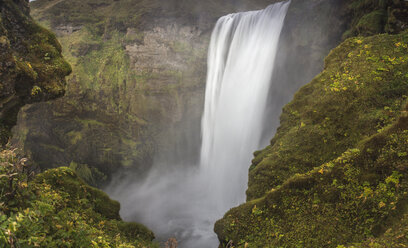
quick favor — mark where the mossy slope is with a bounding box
[215,31,408,247]
[0,149,155,247]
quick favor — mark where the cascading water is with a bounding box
[106,2,290,247]
[200,0,290,213]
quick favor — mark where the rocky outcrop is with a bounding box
[0,0,71,145]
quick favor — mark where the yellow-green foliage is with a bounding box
[0,149,155,248]
[215,32,408,247]
[69,161,107,187]
[247,32,408,201]
[339,211,408,247]
[215,105,408,248]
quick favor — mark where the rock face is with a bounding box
[13,0,353,186]
[0,1,155,247]
[215,0,408,246]
[0,0,71,145]
[13,0,217,184]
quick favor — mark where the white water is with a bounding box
[106,2,290,247]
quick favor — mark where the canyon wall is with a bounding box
[14,0,351,186]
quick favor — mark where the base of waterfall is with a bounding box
[106,1,290,247]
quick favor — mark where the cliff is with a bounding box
[13,0,350,187]
[0,1,155,247]
[215,0,408,245]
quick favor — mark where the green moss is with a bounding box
[355,10,386,36]
[69,161,107,187]
[118,222,155,242]
[247,32,408,201]
[0,0,71,145]
[0,152,156,247]
[14,0,210,177]
[216,113,408,247]
[76,117,106,127]
[215,32,408,247]
[342,0,408,38]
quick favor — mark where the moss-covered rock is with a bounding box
[215,31,408,247]
[216,116,408,247]
[342,0,408,39]
[12,0,216,182]
[0,149,155,247]
[0,0,71,145]
[247,31,408,201]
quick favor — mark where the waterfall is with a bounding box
[106,2,290,247]
[200,1,290,212]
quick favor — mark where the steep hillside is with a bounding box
[215,29,408,248]
[214,1,408,246]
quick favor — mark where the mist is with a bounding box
[106,2,290,247]
[105,0,346,247]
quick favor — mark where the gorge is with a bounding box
[1,0,408,247]
[107,2,290,247]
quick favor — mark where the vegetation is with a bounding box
[0,0,71,145]
[2,0,407,247]
[0,148,156,247]
[0,1,156,247]
[247,31,408,201]
[215,29,408,247]
[342,0,407,39]
[12,0,215,184]
[216,109,408,247]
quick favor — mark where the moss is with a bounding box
[247,31,408,201]
[355,10,386,35]
[118,222,155,242]
[0,0,71,145]
[0,162,156,247]
[14,0,211,179]
[69,161,107,187]
[342,0,408,38]
[215,31,408,247]
[340,211,408,247]
[32,167,120,220]
[216,115,408,247]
